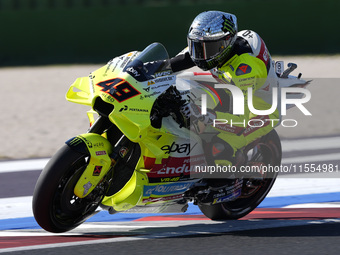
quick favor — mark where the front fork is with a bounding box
[66,115,132,198]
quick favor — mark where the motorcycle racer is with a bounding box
[170,11,280,168]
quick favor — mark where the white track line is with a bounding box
[281,136,340,152]
[1,178,340,220]
[0,158,49,173]
[282,152,340,164]
[0,136,339,173]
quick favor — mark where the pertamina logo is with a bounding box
[119,105,148,113]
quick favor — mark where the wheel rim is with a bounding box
[50,157,104,229]
[220,142,277,214]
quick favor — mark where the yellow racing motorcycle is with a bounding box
[33,43,286,233]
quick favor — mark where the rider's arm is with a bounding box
[169,50,195,73]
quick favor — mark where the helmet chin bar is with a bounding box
[192,44,233,71]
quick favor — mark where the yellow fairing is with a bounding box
[101,170,149,211]
[89,61,170,162]
[73,133,114,198]
[66,76,92,106]
[66,52,184,209]
[92,72,155,141]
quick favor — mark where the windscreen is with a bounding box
[123,43,173,82]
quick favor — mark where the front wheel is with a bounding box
[32,145,106,233]
[198,130,281,220]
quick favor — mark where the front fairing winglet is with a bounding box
[66,76,93,106]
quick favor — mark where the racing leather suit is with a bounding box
[170,30,279,165]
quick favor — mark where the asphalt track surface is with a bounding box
[1,136,340,254]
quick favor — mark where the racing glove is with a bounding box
[180,103,216,133]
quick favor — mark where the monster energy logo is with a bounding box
[68,137,83,146]
[222,15,236,34]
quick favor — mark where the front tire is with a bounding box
[32,145,104,233]
[198,130,281,220]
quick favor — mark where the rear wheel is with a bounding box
[198,130,281,220]
[32,145,107,233]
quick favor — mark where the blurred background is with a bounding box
[0,0,339,66]
[0,0,339,159]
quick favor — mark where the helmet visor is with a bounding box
[188,35,233,61]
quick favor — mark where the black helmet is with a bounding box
[187,11,238,71]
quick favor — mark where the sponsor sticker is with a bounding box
[119,147,129,158]
[236,63,252,76]
[83,181,93,196]
[143,181,195,196]
[93,165,103,176]
[95,150,107,156]
[142,194,183,203]
[161,142,197,156]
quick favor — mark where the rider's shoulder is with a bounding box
[237,30,267,56]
